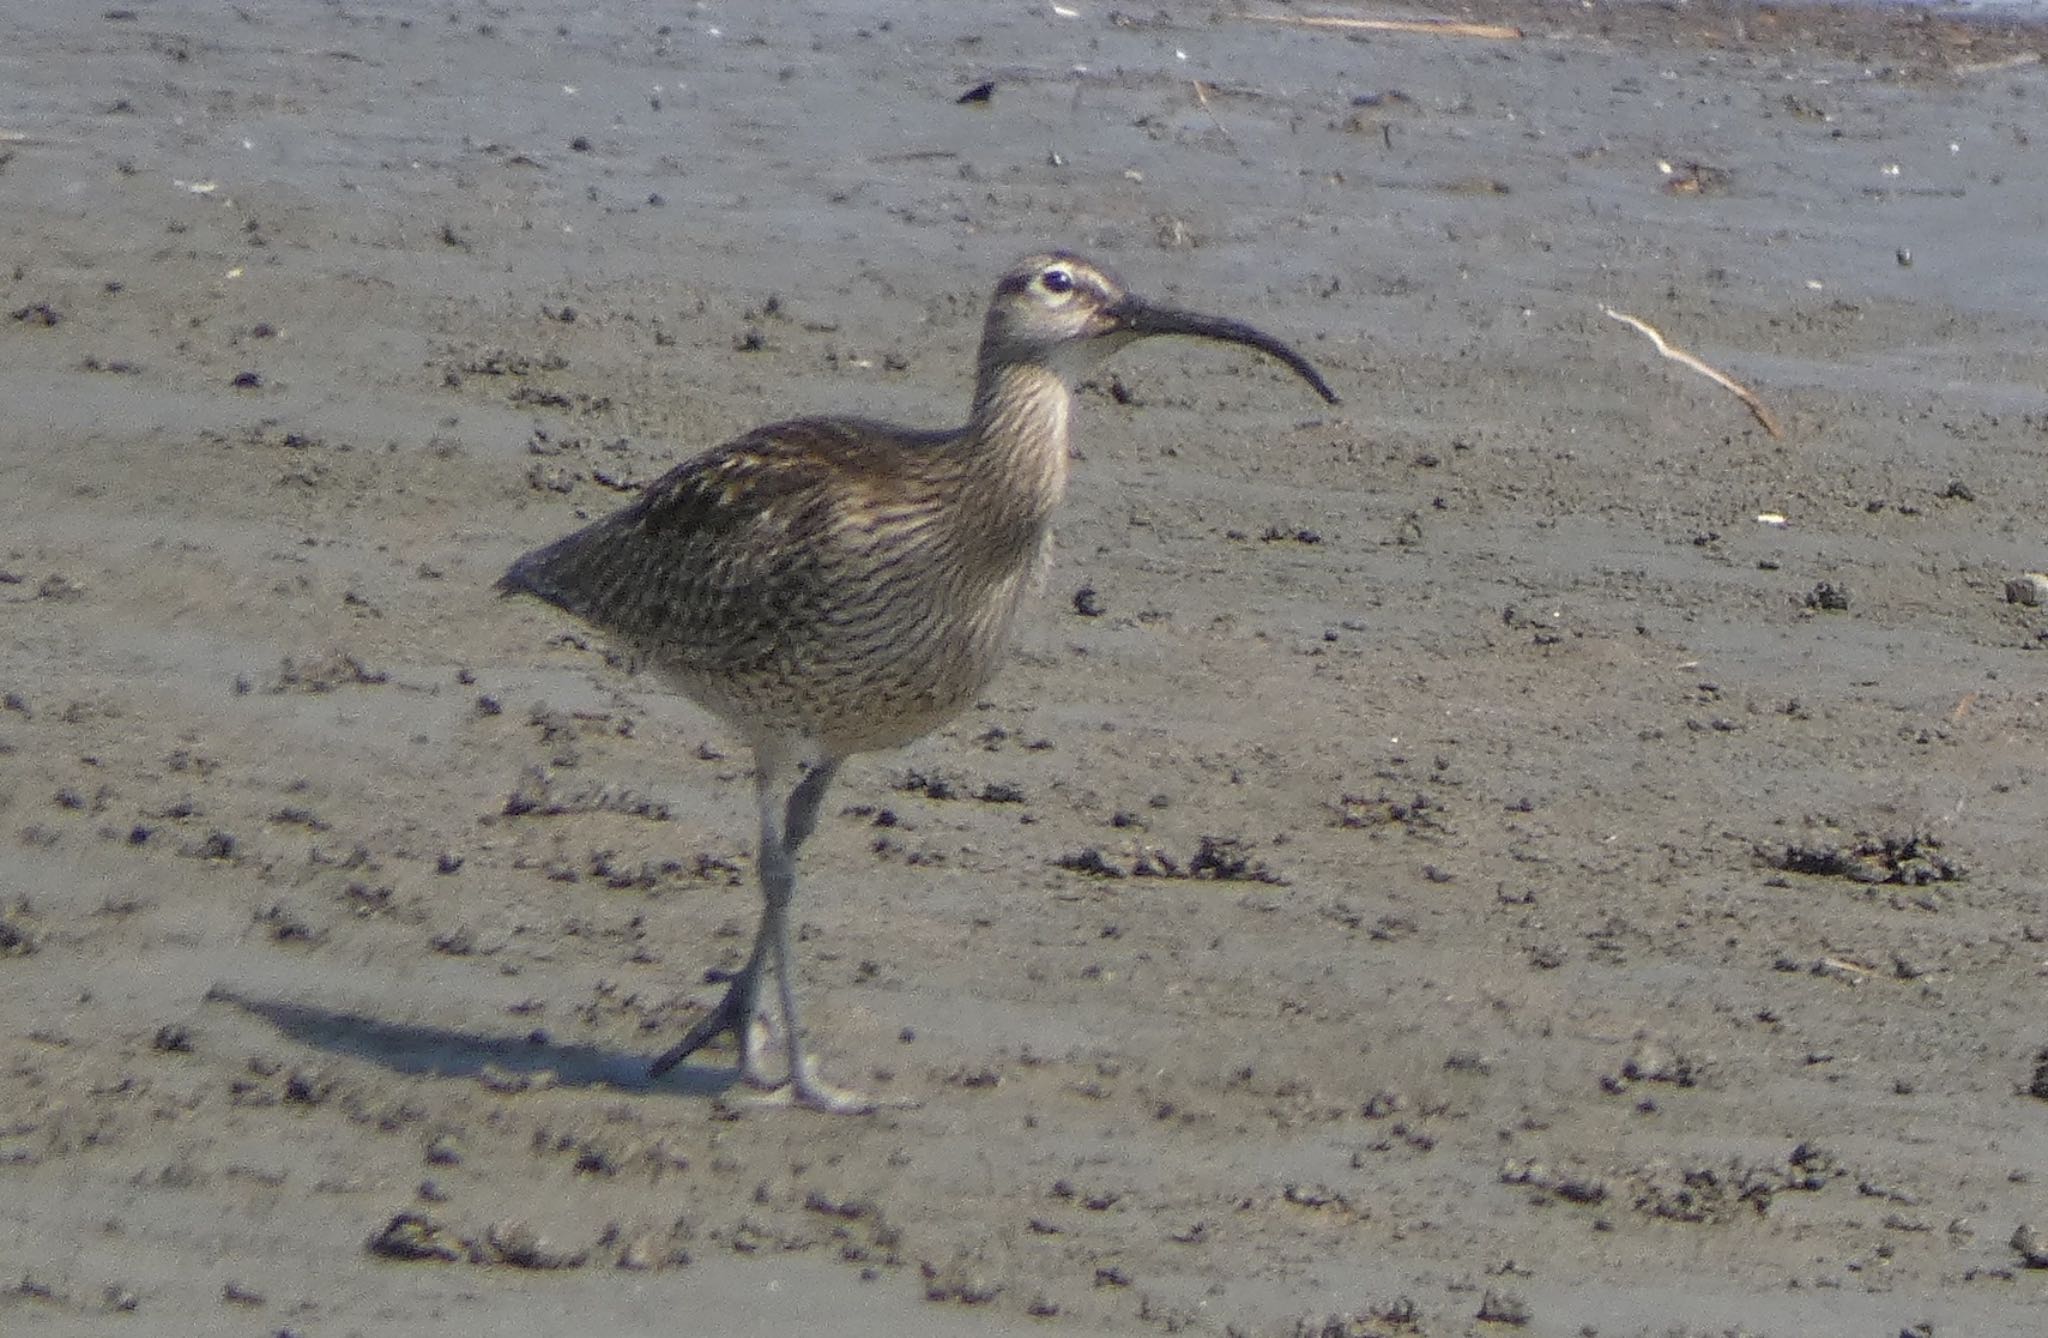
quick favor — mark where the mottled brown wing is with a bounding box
[497,417,942,676]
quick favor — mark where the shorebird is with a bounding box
[499,251,1338,1112]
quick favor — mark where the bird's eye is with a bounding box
[1039,267,1074,295]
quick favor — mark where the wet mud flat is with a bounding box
[3,1,2048,1334]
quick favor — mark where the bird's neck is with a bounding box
[958,359,1073,534]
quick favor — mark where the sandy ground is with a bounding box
[4,1,2048,1334]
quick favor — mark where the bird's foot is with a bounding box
[737,1060,918,1116]
[790,1051,917,1114]
[648,973,775,1083]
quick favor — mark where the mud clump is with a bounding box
[1768,833,1964,886]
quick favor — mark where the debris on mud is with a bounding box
[1054,847,1124,878]
[1475,1289,1530,1326]
[891,770,1025,805]
[921,1251,1001,1305]
[1803,581,1850,611]
[219,1280,264,1306]
[608,1220,693,1271]
[1288,1298,1423,1337]
[500,766,671,820]
[181,830,239,862]
[1281,1181,1361,1215]
[1054,836,1286,884]
[366,1212,599,1270]
[1602,1035,1709,1092]
[584,848,709,890]
[452,347,569,379]
[264,650,390,694]
[151,1023,193,1053]
[36,574,85,602]
[367,1212,464,1263]
[1631,1161,1773,1223]
[1185,835,1285,882]
[1499,1159,1610,1206]
[1660,159,1730,196]
[1767,833,1964,886]
[2007,573,2048,607]
[1331,790,1445,835]
[481,1219,589,1269]
[1505,1142,1847,1225]
[253,901,324,944]
[0,915,35,956]
[896,770,957,801]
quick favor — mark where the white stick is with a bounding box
[1602,306,1784,438]
[1240,13,1523,41]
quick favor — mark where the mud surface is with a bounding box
[4,2,2048,1334]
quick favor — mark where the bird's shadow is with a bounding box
[206,986,733,1100]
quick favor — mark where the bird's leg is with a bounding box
[646,904,774,1082]
[761,882,878,1114]
[647,760,830,1086]
[758,760,893,1114]
[782,757,840,852]
[649,756,872,1103]
[735,757,842,1089]
[671,754,889,1112]
[651,755,894,1112]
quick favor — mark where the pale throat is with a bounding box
[968,361,1076,518]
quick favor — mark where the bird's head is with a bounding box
[979,251,1339,405]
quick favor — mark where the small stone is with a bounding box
[367,1211,462,1262]
[220,1280,265,1306]
[1805,581,1850,612]
[614,1228,688,1271]
[1477,1289,1530,1325]
[283,1067,333,1104]
[2004,573,2048,607]
[485,1219,588,1269]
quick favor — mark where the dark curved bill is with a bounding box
[1113,298,1341,406]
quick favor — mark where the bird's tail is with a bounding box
[496,531,586,612]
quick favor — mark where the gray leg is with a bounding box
[647,900,775,1082]
[765,758,882,1113]
[783,758,840,851]
[764,881,876,1110]
[651,756,882,1111]
[648,757,812,1085]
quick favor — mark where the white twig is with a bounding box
[1191,81,1235,143]
[1602,306,1784,438]
[1240,13,1523,41]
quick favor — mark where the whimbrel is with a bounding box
[499,252,1338,1112]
